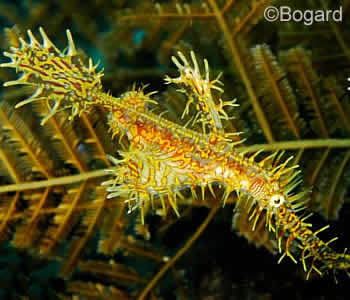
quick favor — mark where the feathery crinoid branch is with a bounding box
[0,27,130,279]
[279,47,350,220]
[1,27,349,283]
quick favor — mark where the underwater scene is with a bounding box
[0,0,350,299]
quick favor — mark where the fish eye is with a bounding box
[270,194,285,207]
